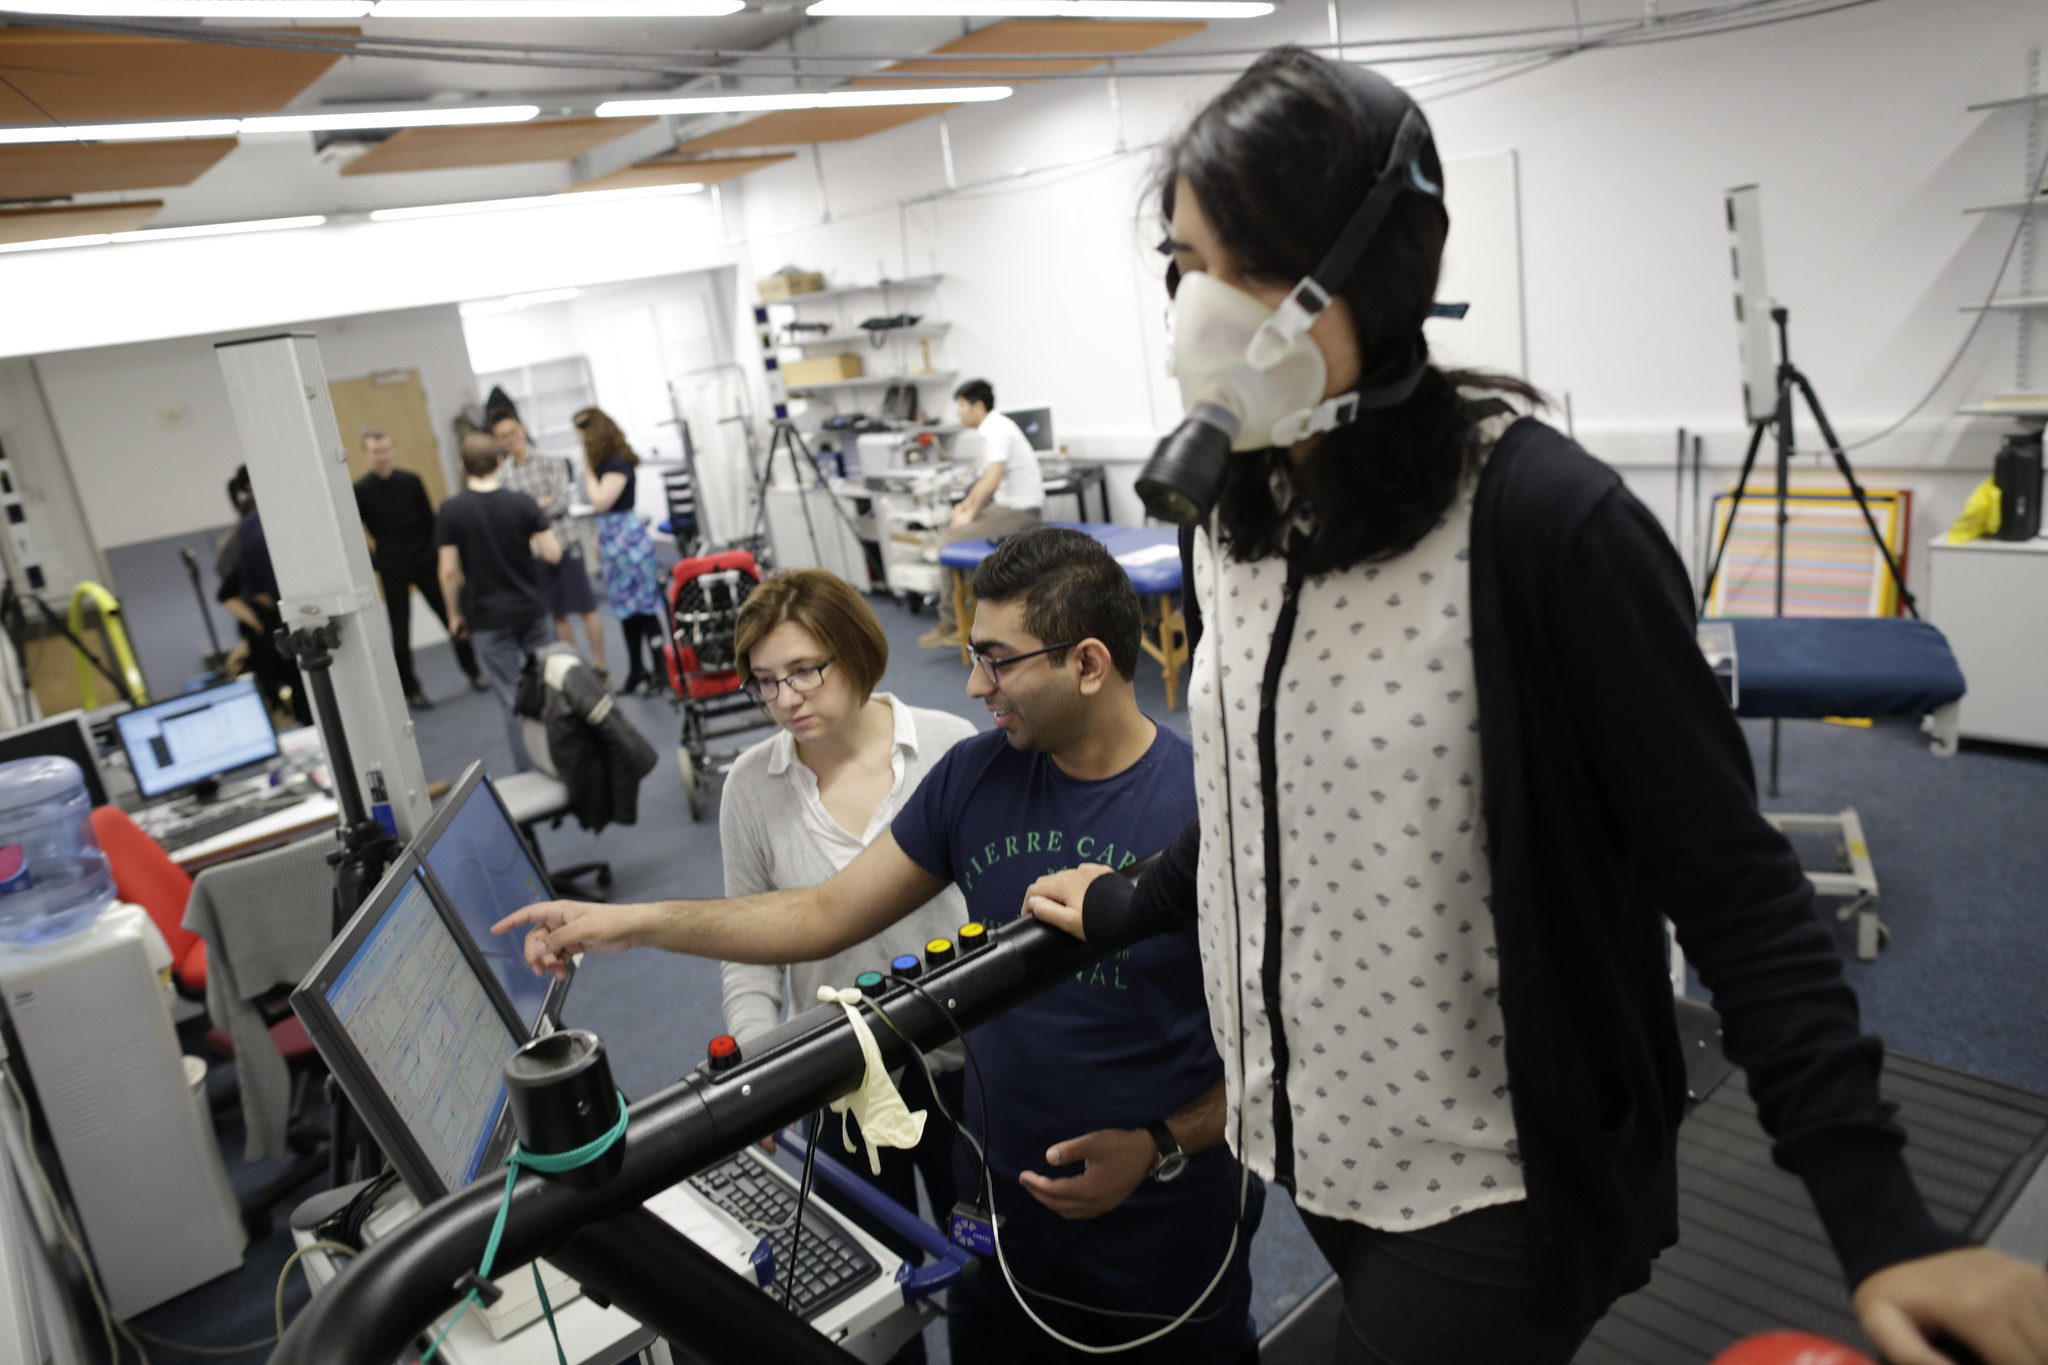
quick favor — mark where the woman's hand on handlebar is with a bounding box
[1022,864,1115,941]
[490,900,645,979]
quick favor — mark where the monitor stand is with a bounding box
[189,777,223,805]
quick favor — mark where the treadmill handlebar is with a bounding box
[269,910,1117,1365]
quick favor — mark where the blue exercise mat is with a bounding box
[1715,617,1967,719]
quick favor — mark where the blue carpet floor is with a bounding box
[74,538,2048,1363]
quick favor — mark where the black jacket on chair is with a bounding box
[518,646,659,832]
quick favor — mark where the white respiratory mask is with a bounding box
[1170,270,1352,452]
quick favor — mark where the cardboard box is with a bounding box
[783,353,864,386]
[758,271,826,301]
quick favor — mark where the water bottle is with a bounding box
[0,756,116,946]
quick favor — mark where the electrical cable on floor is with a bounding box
[275,1242,358,1339]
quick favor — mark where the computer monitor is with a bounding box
[0,712,108,807]
[292,858,523,1201]
[114,677,278,801]
[415,763,570,1035]
[1002,407,1055,454]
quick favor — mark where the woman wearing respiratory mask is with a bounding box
[1024,47,2048,1365]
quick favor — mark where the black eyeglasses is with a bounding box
[967,642,1078,686]
[742,658,835,703]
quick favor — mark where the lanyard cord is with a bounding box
[420,1093,632,1365]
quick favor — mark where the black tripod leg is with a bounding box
[1770,717,1781,798]
[1791,371,1919,619]
[1700,419,1772,615]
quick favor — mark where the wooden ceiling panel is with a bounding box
[340,116,659,177]
[566,152,797,193]
[672,104,959,155]
[857,18,1206,81]
[0,138,237,201]
[0,27,349,124]
[0,200,162,246]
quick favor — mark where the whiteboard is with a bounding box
[1423,150,1526,379]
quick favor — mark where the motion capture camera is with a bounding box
[1136,403,1239,526]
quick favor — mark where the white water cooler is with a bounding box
[0,904,244,1317]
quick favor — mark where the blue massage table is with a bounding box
[938,522,1189,709]
[1699,615,1968,961]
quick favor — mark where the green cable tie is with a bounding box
[419,1093,630,1365]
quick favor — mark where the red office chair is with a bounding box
[91,806,208,999]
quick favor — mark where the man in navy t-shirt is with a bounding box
[496,528,1262,1363]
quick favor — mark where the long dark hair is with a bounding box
[1158,48,1539,574]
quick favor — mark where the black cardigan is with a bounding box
[1085,418,1963,1322]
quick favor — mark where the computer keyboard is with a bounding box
[155,794,304,852]
[687,1154,882,1321]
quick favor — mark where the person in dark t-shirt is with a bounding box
[436,435,562,772]
[353,430,483,709]
[493,528,1262,1363]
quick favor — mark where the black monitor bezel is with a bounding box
[112,676,280,802]
[0,711,109,808]
[1000,406,1055,454]
[410,760,573,1036]
[289,851,523,1203]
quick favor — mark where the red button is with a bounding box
[708,1035,740,1071]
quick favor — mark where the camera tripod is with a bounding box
[1700,306,1917,793]
[748,418,865,573]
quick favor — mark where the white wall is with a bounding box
[35,304,478,550]
[462,271,735,469]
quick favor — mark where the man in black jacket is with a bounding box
[353,430,484,709]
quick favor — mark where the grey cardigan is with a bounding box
[718,695,975,1066]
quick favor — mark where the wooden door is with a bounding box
[328,369,449,505]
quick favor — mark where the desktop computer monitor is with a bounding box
[292,857,523,1200]
[1002,407,1055,454]
[416,763,571,1036]
[115,677,278,801]
[0,712,108,807]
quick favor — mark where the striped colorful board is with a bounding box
[1706,487,1911,618]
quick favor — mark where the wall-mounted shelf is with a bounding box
[1968,92,2048,113]
[1964,196,2048,216]
[786,370,957,394]
[780,323,951,349]
[1964,296,2048,312]
[772,274,944,305]
[1958,397,2048,419]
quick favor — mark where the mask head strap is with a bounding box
[1247,106,1439,369]
[1267,333,1429,447]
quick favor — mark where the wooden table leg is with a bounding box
[951,568,974,666]
[1159,593,1185,712]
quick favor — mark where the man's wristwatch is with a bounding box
[1145,1120,1188,1183]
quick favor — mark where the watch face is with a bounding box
[1153,1152,1189,1183]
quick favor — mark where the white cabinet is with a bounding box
[1927,534,2048,747]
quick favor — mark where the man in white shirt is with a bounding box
[921,378,1046,649]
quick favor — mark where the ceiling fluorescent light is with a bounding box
[112,214,328,242]
[240,105,540,134]
[371,1,743,13]
[0,120,239,146]
[0,214,326,256]
[0,2,373,14]
[596,86,1012,117]
[0,106,538,146]
[460,286,581,318]
[805,0,1272,14]
[369,182,703,221]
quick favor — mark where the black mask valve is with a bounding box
[1136,403,1239,526]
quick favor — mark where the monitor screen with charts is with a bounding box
[294,862,521,1200]
[417,763,567,1034]
[0,712,108,807]
[115,678,278,800]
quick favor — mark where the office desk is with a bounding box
[940,522,1188,709]
[128,727,340,871]
[1041,462,1109,523]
